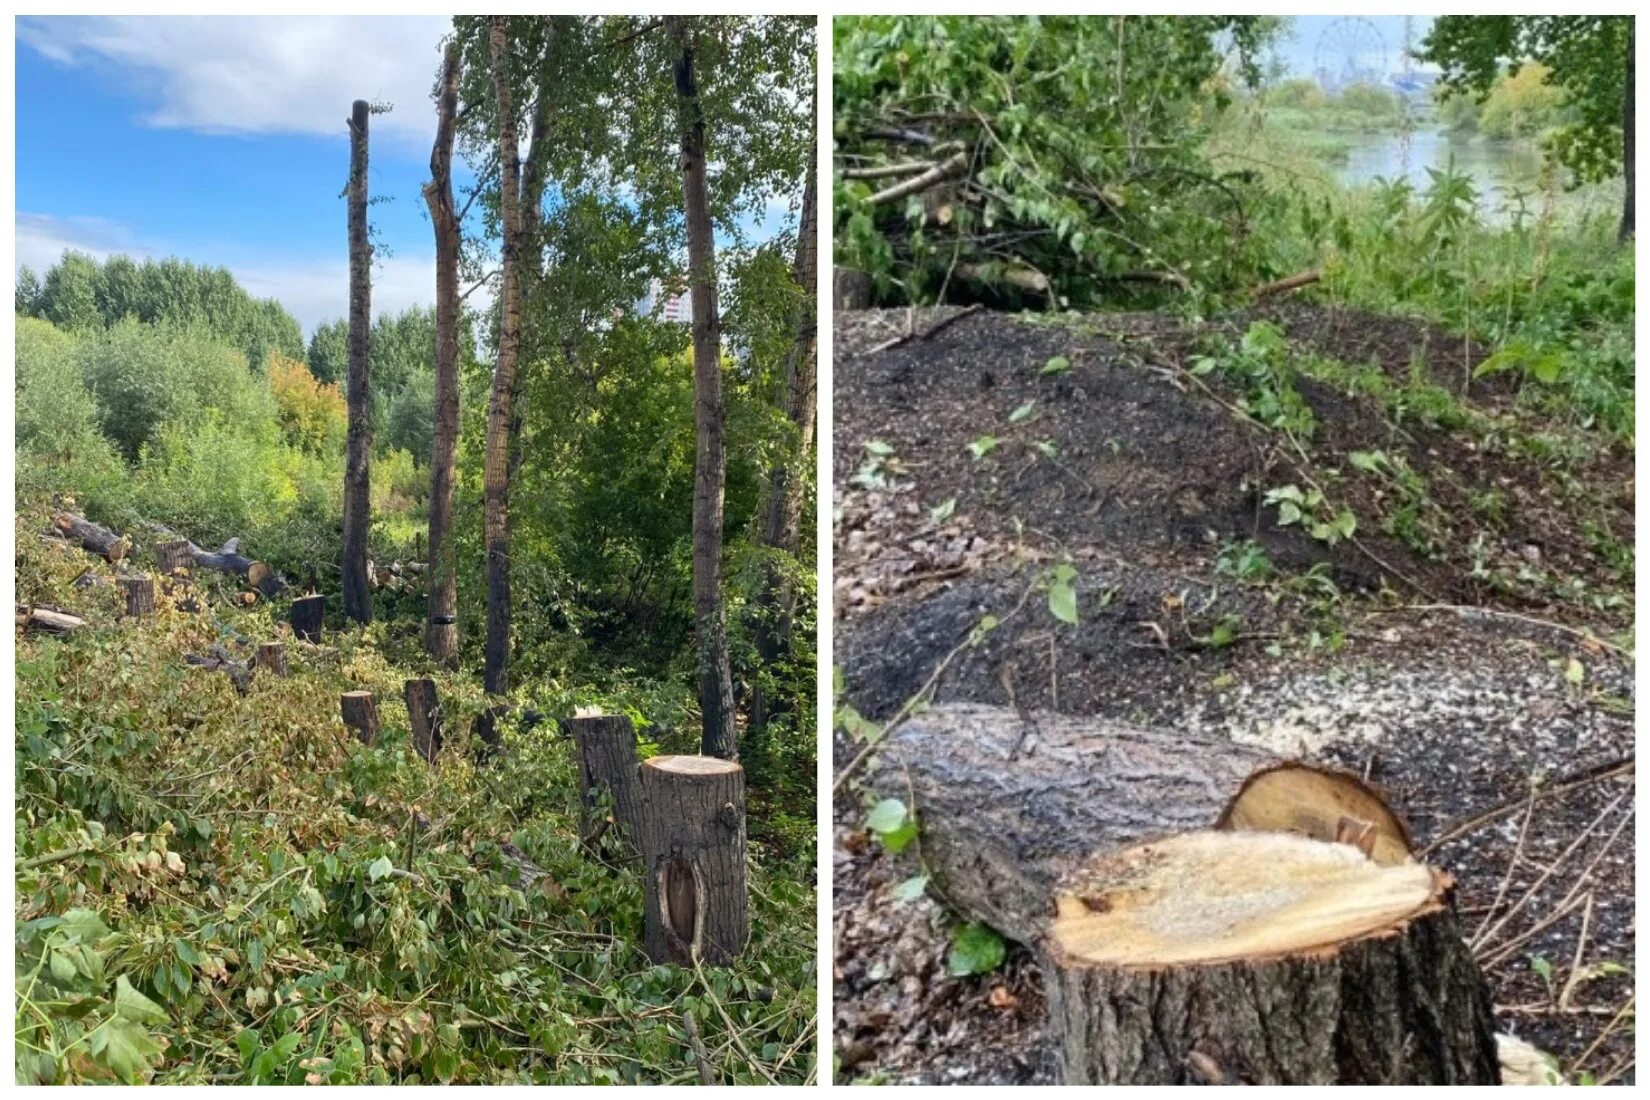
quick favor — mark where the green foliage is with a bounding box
[945,923,1005,977]
[13,520,816,1084]
[1192,321,1317,438]
[22,251,303,369]
[834,15,1281,306]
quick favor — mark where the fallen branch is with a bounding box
[866,303,983,355]
[866,150,968,206]
[16,605,86,635]
[146,524,285,595]
[1253,268,1322,300]
[1422,755,1634,855]
[49,512,129,562]
[184,644,254,695]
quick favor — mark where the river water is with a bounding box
[1334,126,1621,226]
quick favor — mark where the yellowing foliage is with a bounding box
[267,354,346,453]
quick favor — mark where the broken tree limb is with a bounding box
[863,704,1414,944]
[1045,832,1499,1085]
[1253,267,1322,301]
[184,644,253,695]
[49,512,128,562]
[563,714,643,854]
[16,606,87,635]
[341,691,379,745]
[639,755,748,966]
[144,524,283,595]
[866,150,969,206]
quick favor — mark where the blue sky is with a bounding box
[14,15,798,337]
[1271,16,1435,79]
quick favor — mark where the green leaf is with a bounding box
[367,855,394,883]
[1564,657,1585,685]
[1040,355,1070,376]
[967,436,999,460]
[1347,450,1384,474]
[891,874,929,904]
[864,799,907,835]
[113,975,168,1024]
[928,497,957,524]
[90,1016,163,1083]
[1206,615,1240,648]
[1034,439,1058,458]
[879,820,919,855]
[1048,570,1078,625]
[947,922,1006,977]
[864,439,894,456]
[1008,400,1035,423]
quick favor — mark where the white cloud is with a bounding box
[17,15,451,150]
[16,211,439,336]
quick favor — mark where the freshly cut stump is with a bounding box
[564,714,643,853]
[1045,831,1499,1086]
[1218,763,1414,867]
[404,679,442,763]
[155,540,194,576]
[121,577,155,618]
[341,691,378,745]
[291,595,326,643]
[257,642,289,677]
[638,755,747,966]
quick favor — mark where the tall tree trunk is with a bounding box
[423,43,462,666]
[340,98,373,624]
[667,16,737,761]
[1621,25,1635,243]
[484,17,525,696]
[750,156,817,736]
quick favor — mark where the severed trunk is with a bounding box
[341,98,374,624]
[290,594,326,643]
[751,153,818,736]
[564,714,644,854]
[49,512,128,562]
[1621,27,1635,243]
[483,16,524,697]
[862,704,1413,944]
[341,691,379,745]
[120,576,155,618]
[1045,832,1499,1085]
[639,754,748,965]
[256,641,289,677]
[403,678,443,764]
[16,606,86,635]
[667,15,737,760]
[423,42,462,666]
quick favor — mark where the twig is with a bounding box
[1422,756,1634,855]
[866,150,968,206]
[841,160,941,181]
[1557,891,1595,1011]
[1372,603,1630,659]
[690,955,780,1086]
[866,304,982,355]
[1566,994,1634,1080]
[1469,788,1536,950]
[1253,268,1322,300]
[681,1010,717,1085]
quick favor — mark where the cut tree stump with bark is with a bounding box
[403,678,442,763]
[155,540,195,577]
[1045,831,1499,1085]
[290,595,326,643]
[50,512,128,562]
[256,642,289,677]
[639,755,748,966]
[121,577,155,618]
[563,714,643,853]
[341,691,379,745]
[16,606,86,635]
[863,704,1414,943]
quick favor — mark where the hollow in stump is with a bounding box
[563,714,643,853]
[257,642,289,677]
[1044,831,1499,1085]
[121,576,155,618]
[290,594,325,643]
[638,755,747,966]
[404,678,442,763]
[341,691,378,745]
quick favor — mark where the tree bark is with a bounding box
[666,16,737,760]
[639,755,748,965]
[290,594,326,643]
[147,529,280,593]
[1044,832,1499,1085]
[16,606,86,634]
[1621,27,1634,243]
[472,703,508,764]
[862,704,1412,944]
[403,677,443,764]
[563,714,644,853]
[121,576,154,618]
[50,512,127,562]
[483,16,524,697]
[834,267,873,310]
[424,41,462,667]
[155,539,194,577]
[256,642,289,677]
[751,153,818,736]
[341,691,379,745]
[341,97,374,625]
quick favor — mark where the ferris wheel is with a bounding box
[1313,18,1388,87]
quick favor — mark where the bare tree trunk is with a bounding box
[1621,27,1635,243]
[751,154,817,735]
[483,17,525,696]
[667,16,737,760]
[341,691,378,745]
[424,43,462,666]
[341,98,374,624]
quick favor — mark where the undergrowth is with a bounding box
[13,507,816,1085]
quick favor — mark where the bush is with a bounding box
[385,367,436,461]
[267,353,347,453]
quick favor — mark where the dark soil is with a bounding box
[832,304,1635,1085]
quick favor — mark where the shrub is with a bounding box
[267,353,347,453]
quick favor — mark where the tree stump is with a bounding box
[834,266,874,310]
[155,539,195,577]
[563,714,643,853]
[638,755,747,966]
[290,594,326,643]
[341,691,378,745]
[403,678,442,763]
[1044,831,1499,1085]
[121,577,155,618]
[256,642,289,677]
[472,703,507,764]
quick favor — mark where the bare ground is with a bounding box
[832,304,1635,1085]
